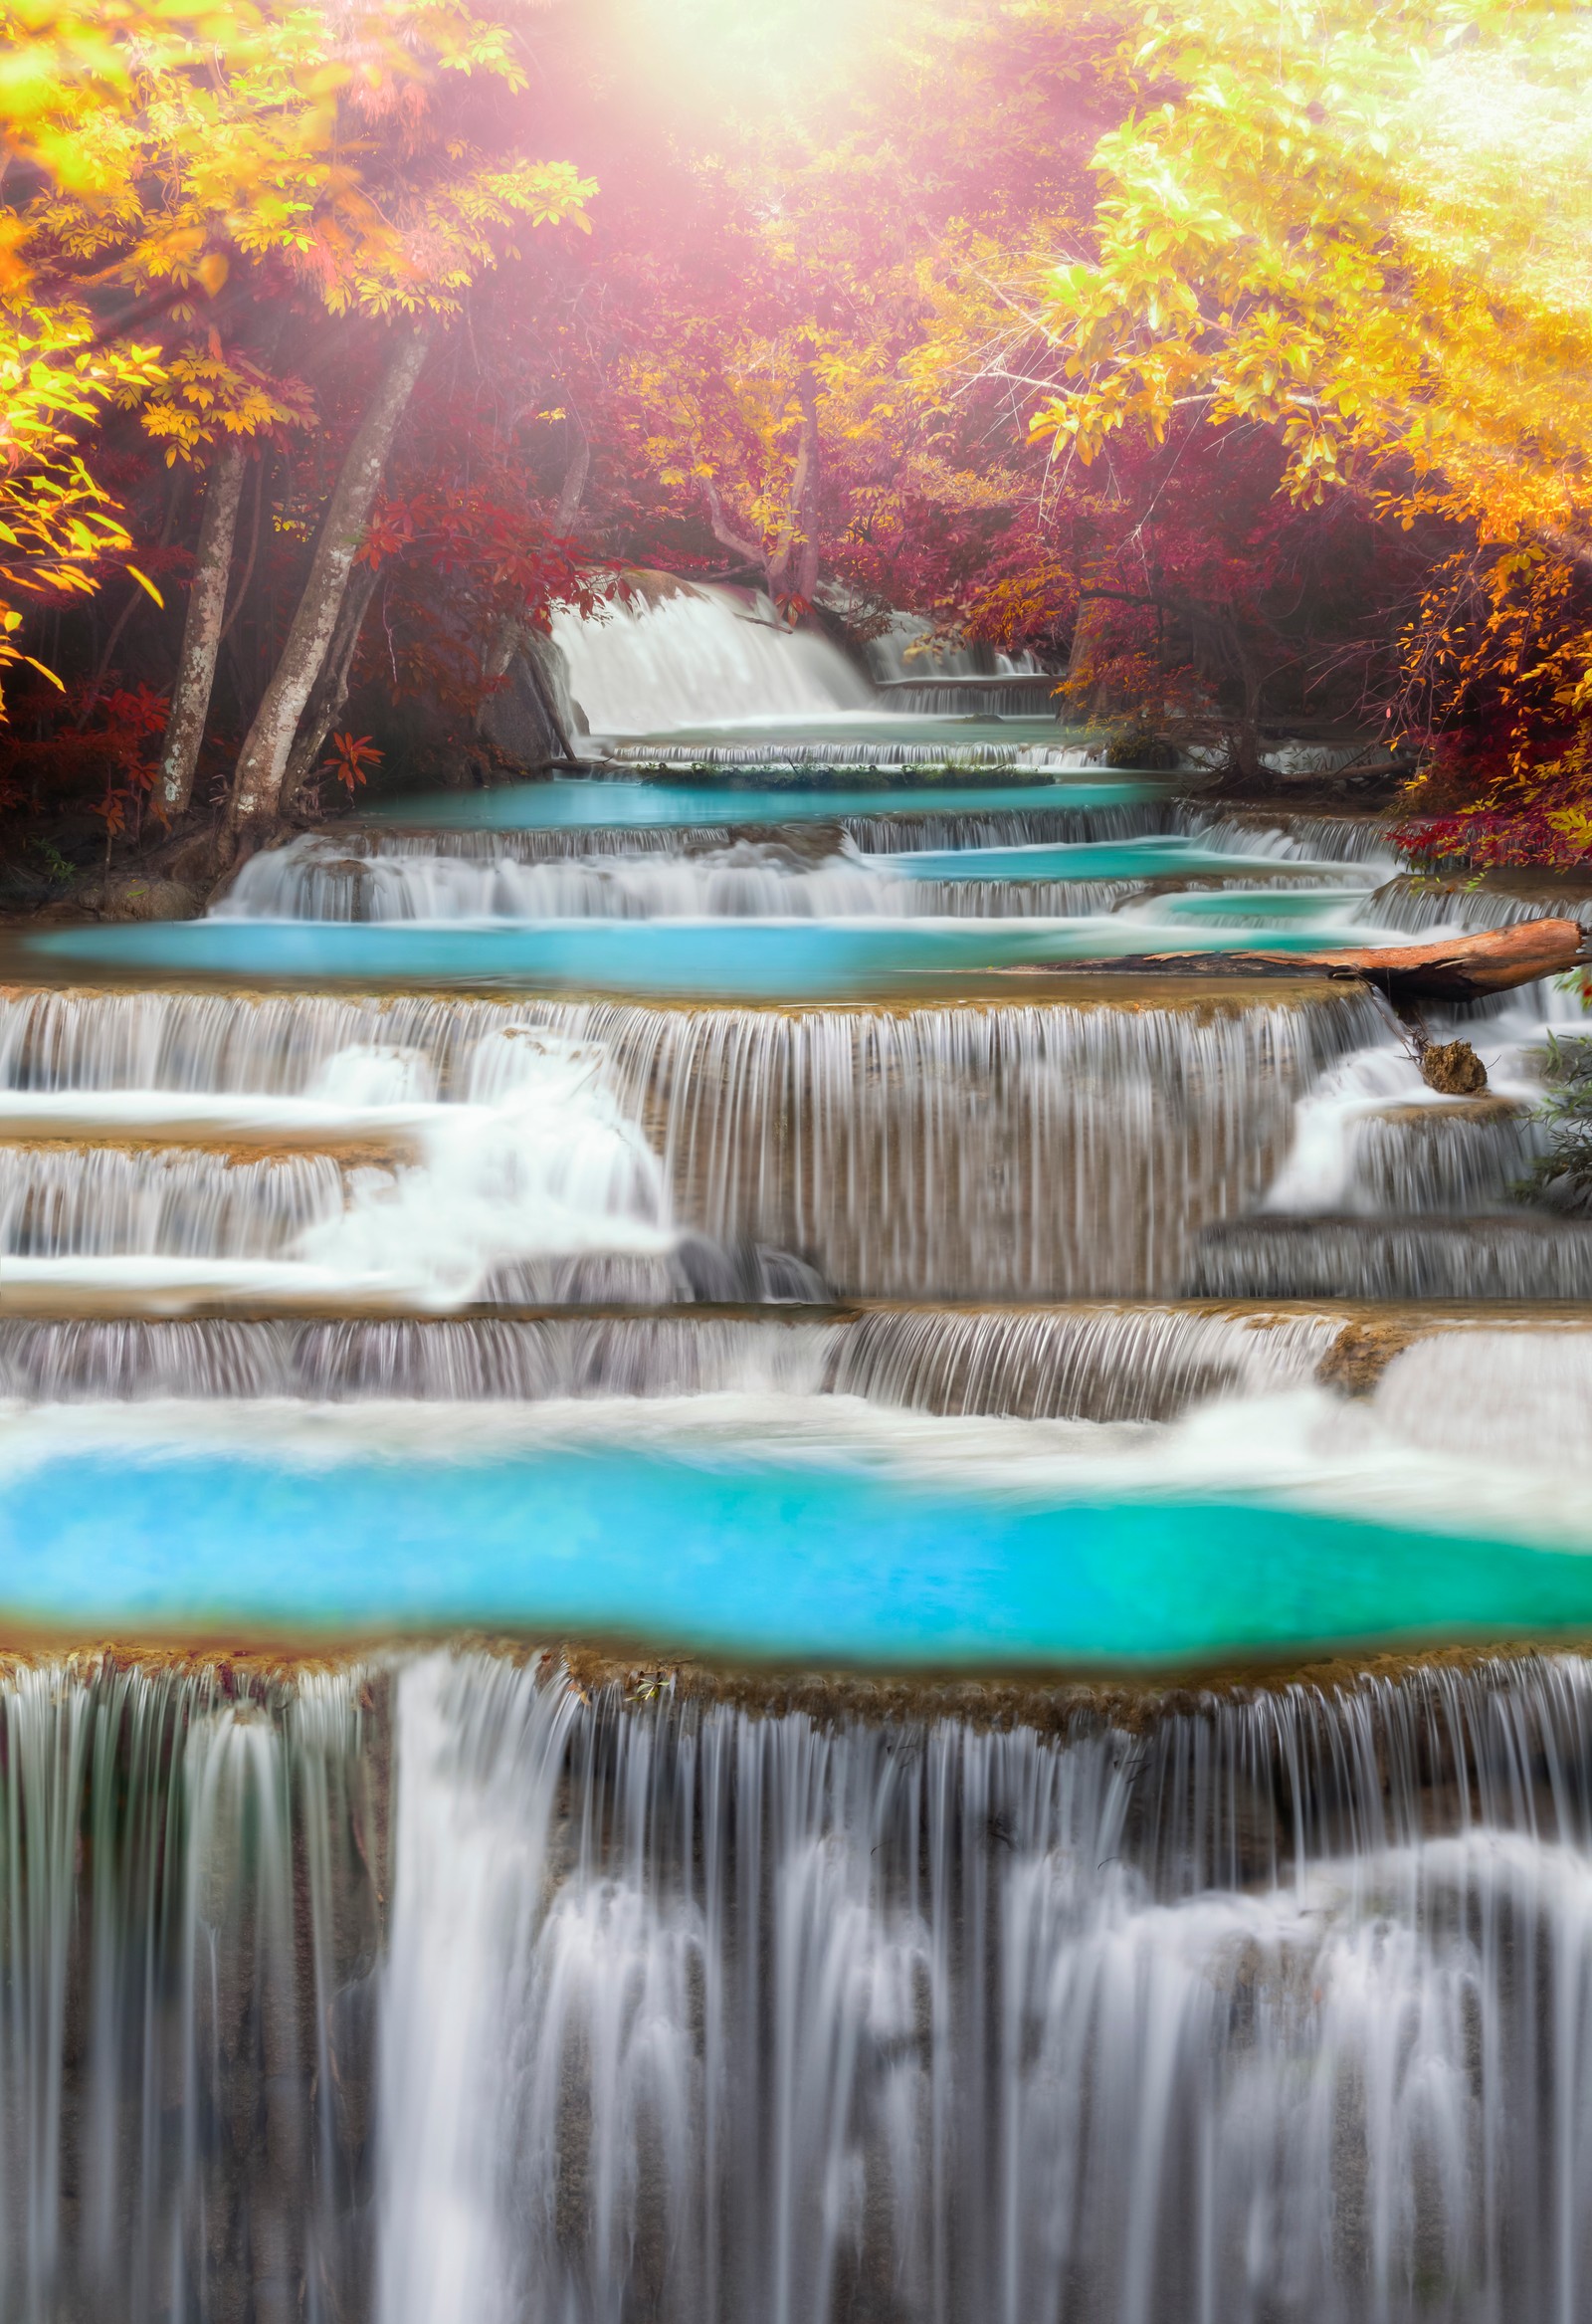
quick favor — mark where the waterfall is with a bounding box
[0,1304,1355,1410]
[360,804,1175,854]
[218,831,1160,923]
[835,804,1165,849]
[877,676,1060,716]
[0,1027,704,1310]
[1189,1214,1592,1299]
[361,1645,1592,2324]
[549,585,873,736]
[1370,876,1592,938]
[222,831,1355,926]
[863,611,1042,685]
[0,986,1385,1300]
[0,1144,348,1257]
[0,1660,374,2324]
[828,1302,1340,1418]
[1260,1040,1550,1217]
[13,1648,1592,2323]
[1186,810,1402,870]
[0,1316,842,1398]
[605,736,1088,767]
[0,1304,1365,1412]
[7,662,1592,2324]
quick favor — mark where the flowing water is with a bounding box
[13,1650,1592,2322]
[5,583,1592,2317]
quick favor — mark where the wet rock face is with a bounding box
[1314,1316,1419,1395]
[1421,1038,1489,1095]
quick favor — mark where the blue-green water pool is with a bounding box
[375,776,1167,831]
[874,838,1347,882]
[26,912,1391,997]
[2,1437,1590,1665]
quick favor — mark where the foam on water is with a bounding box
[0,1032,689,1310]
[0,985,1385,1300]
[17,1650,1592,2322]
[550,585,874,736]
[219,830,1359,925]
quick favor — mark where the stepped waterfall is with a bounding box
[12,1650,1592,2324]
[6,585,1592,2321]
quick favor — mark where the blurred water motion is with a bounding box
[6,592,1592,2324]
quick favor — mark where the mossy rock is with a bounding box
[1103,726,1180,770]
[73,870,206,922]
[1421,1038,1488,1096]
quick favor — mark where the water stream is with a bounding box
[5,582,1592,2316]
[9,1650,1592,2320]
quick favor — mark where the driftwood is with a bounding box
[1045,916,1588,1003]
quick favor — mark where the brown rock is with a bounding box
[1420,1038,1489,1095]
[1316,1319,1421,1396]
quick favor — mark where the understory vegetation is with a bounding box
[1524,1035,1592,1212]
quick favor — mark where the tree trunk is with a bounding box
[555,419,589,532]
[227,324,431,839]
[155,445,246,816]
[702,477,768,584]
[1063,585,1115,717]
[768,365,821,604]
[789,365,821,603]
[1061,916,1586,1004]
[83,468,188,732]
[279,559,382,814]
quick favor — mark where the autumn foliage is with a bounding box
[0,0,1589,881]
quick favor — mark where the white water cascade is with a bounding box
[0,1661,375,2324]
[550,584,873,737]
[0,983,1384,1302]
[218,829,1163,923]
[12,1649,1592,2324]
[374,1647,1592,2324]
[8,604,1592,2324]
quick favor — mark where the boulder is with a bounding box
[1420,1039,1489,1095]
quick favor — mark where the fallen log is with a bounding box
[1030,916,1588,1003]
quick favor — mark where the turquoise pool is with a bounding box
[376,776,1167,830]
[2,1429,1590,1664]
[26,911,1396,997]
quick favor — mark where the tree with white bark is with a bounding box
[13,0,596,856]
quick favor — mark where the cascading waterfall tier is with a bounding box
[1190,1213,1592,1300]
[220,828,1354,927]
[379,1647,1592,2324]
[875,674,1058,715]
[1186,809,1401,869]
[0,1657,378,2324]
[0,984,1385,1300]
[221,832,1168,924]
[15,1648,1592,2324]
[604,738,1088,769]
[824,1299,1341,1418]
[548,584,874,735]
[258,799,1174,872]
[1368,875,1592,939]
[0,1304,1347,1411]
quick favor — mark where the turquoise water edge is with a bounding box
[3,1439,1590,1665]
[26,912,1385,998]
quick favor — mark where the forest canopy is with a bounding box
[0,0,1587,874]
